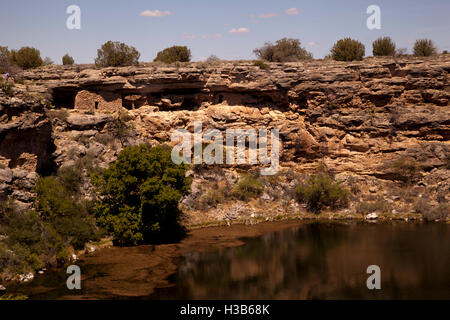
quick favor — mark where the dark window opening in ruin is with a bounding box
[218,94,224,103]
[94,101,99,109]
[122,98,132,109]
[145,89,205,110]
[181,97,198,109]
[52,88,77,109]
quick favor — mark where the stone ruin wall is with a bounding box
[74,90,122,112]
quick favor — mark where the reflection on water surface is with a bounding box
[157,223,450,299]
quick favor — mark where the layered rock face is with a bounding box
[1,56,449,219]
[0,89,55,204]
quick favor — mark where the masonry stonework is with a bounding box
[74,90,122,112]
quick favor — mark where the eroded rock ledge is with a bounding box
[1,56,449,220]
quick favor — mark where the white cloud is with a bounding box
[307,41,318,46]
[140,10,173,17]
[201,34,222,39]
[286,8,301,15]
[229,27,250,34]
[259,13,279,19]
[182,33,196,39]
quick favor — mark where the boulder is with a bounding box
[66,114,113,130]
[19,273,34,283]
[365,212,379,220]
[0,168,13,183]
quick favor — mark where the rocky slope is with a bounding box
[1,55,449,223]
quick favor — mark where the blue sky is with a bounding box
[1,0,449,63]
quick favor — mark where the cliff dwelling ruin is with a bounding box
[51,85,289,113]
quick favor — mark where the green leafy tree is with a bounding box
[254,38,312,62]
[35,176,99,249]
[0,165,100,276]
[330,38,365,61]
[295,173,349,213]
[154,46,191,63]
[0,206,63,274]
[11,46,44,69]
[372,37,396,56]
[0,46,22,75]
[95,41,140,67]
[92,144,191,246]
[108,110,134,146]
[0,46,11,73]
[43,57,54,66]
[413,39,437,57]
[62,54,75,65]
[205,54,220,63]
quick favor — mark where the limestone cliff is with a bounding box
[1,55,449,222]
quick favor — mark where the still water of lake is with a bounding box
[153,222,450,299]
[11,222,450,299]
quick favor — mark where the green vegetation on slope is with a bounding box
[92,144,192,246]
[0,163,100,278]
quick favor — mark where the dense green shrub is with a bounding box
[253,38,312,62]
[95,41,140,67]
[330,38,365,61]
[253,60,270,70]
[154,46,191,63]
[431,203,449,221]
[413,39,437,57]
[0,78,14,96]
[232,173,264,201]
[43,57,54,66]
[0,201,65,275]
[420,202,448,222]
[57,165,83,194]
[62,54,75,65]
[0,163,100,277]
[372,37,396,56]
[35,176,100,249]
[390,157,421,184]
[74,134,90,146]
[205,55,220,63]
[11,46,44,69]
[47,109,69,122]
[414,197,431,215]
[394,48,408,57]
[356,199,391,214]
[92,144,191,246]
[94,133,115,146]
[295,173,349,213]
[109,110,134,146]
[0,46,12,73]
[198,188,225,210]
